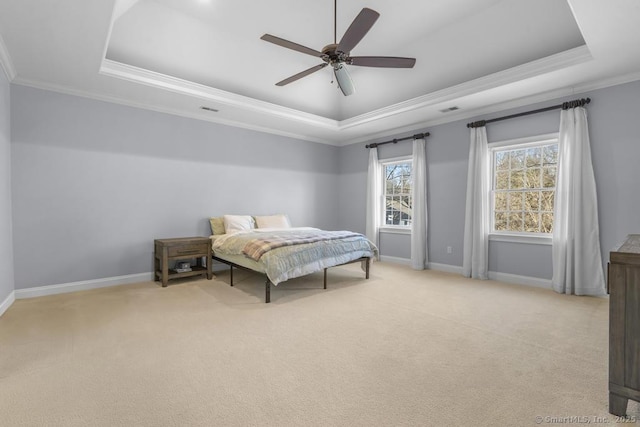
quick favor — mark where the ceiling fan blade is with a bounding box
[275,63,328,86]
[336,8,380,54]
[260,34,324,58]
[334,64,355,96]
[349,56,416,68]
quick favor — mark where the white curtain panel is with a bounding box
[462,127,489,279]
[365,147,381,255]
[411,138,428,270]
[552,107,606,295]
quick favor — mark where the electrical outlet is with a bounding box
[447,246,452,254]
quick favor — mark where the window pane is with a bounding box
[508,212,523,231]
[403,177,411,194]
[543,145,558,165]
[495,171,509,190]
[525,168,541,189]
[386,180,394,194]
[510,150,525,169]
[495,212,507,231]
[525,191,540,211]
[526,147,541,167]
[525,212,540,232]
[496,152,510,171]
[494,191,507,211]
[542,213,554,233]
[399,195,411,221]
[543,167,556,188]
[510,170,525,189]
[541,191,554,211]
[509,192,523,211]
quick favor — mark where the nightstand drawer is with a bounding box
[168,243,209,257]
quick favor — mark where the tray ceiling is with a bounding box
[1,0,640,144]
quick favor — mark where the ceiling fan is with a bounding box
[260,1,416,96]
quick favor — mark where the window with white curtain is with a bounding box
[489,133,558,243]
[381,157,413,229]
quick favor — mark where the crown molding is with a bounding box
[14,66,640,149]
[339,45,593,131]
[11,77,338,146]
[99,59,338,129]
[0,34,17,81]
[343,69,640,146]
[99,46,592,135]
[11,43,640,149]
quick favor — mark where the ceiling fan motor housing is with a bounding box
[321,44,350,67]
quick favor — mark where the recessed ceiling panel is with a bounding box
[105,0,585,121]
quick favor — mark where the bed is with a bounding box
[209,215,378,303]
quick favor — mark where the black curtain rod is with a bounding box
[466,97,591,128]
[365,132,430,149]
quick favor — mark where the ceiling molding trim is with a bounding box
[342,69,640,146]
[569,70,640,96]
[338,45,593,131]
[11,77,338,146]
[99,59,338,129]
[0,34,17,81]
[100,1,119,73]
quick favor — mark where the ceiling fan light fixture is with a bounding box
[333,63,355,96]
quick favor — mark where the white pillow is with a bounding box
[255,214,291,229]
[223,215,254,234]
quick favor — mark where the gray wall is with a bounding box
[11,85,339,289]
[338,80,640,279]
[0,68,14,303]
[9,79,640,289]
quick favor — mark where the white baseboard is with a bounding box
[423,261,552,290]
[14,272,154,299]
[379,255,412,266]
[0,290,15,317]
[428,262,464,275]
[7,262,553,301]
[487,271,551,289]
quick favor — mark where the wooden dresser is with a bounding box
[608,234,640,416]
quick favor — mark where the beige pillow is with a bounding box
[255,214,291,229]
[209,217,225,235]
[223,214,255,234]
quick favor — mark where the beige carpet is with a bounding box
[1,262,638,427]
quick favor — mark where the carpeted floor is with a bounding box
[1,262,638,426]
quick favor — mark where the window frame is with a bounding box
[379,156,413,234]
[488,133,558,246]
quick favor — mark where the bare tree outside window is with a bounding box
[383,161,412,227]
[492,142,557,234]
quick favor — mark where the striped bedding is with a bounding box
[211,227,377,285]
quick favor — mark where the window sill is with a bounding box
[489,233,552,245]
[379,227,411,235]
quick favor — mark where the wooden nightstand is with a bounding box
[154,237,213,287]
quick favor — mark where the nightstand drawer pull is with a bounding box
[177,249,200,255]
[167,244,208,257]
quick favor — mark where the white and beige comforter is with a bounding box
[211,227,378,285]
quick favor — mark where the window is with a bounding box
[490,134,558,237]
[382,158,413,228]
